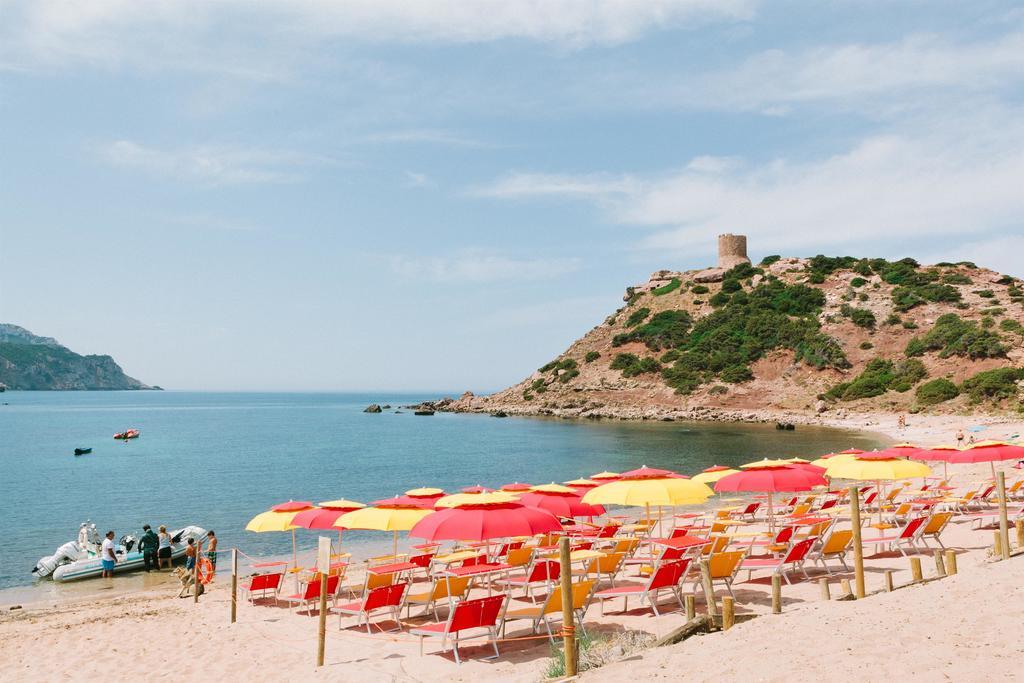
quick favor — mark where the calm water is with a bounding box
[0,391,884,595]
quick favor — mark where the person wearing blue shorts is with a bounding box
[184,538,197,571]
[101,530,117,578]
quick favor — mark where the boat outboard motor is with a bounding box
[32,541,85,578]
[120,534,136,553]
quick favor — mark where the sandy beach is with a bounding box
[2,413,1022,682]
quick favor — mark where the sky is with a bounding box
[1,1,1023,392]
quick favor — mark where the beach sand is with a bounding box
[2,413,1022,682]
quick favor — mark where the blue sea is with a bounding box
[0,391,884,597]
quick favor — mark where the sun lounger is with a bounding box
[741,538,816,585]
[405,575,471,619]
[691,550,745,599]
[917,512,953,548]
[862,516,927,556]
[240,572,283,604]
[278,574,340,615]
[495,558,559,602]
[410,594,507,665]
[811,529,854,574]
[594,558,689,616]
[333,582,408,634]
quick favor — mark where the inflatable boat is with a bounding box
[32,523,207,582]
[113,429,140,440]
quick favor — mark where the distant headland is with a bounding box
[0,324,156,391]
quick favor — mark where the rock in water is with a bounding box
[364,404,383,413]
[414,409,435,416]
[492,411,508,418]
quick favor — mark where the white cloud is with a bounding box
[96,140,333,185]
[475,109,1024,264]
[1,0,754,72]
[390,249,581,283]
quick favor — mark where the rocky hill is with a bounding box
[440,255,1024,422]
[0,324,153,390]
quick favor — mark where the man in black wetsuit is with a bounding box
[138,524,159,572]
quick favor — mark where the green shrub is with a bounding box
[721,278,742,293]
[892,283,961,311]
[974,289,995,298]
[616,310,693,350]
[850,277,867,288]
[889,359,927,392]
[659,349,680,364]
[691,285,710,295]
[531,378,548,393]
[538,360,558,373]
[999,319,1024,335]
[721,365,753,383]
[840,304,876,329]
[905,314,1007,359]
[884,313,902,326]
[709,292,731,307]
[902,320,919,330]
[859,341,874,350]
[941,273,972,285]
[960,367,1024,403]
[584,351,600,363]
[662,365,701,394]
[651,279,681,296]
[841,359,895,400]
[916,378,959,405]
[625,307,651,327]
[760,255,781,266]
[610,353,661,378]
[982,316,995,329]
[708,384,728,395]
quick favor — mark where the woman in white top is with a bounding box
[157,525,172,570]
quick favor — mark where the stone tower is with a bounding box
[718,233,750,269]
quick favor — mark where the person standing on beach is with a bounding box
[101,531,117,578]
[898,414,906,430]
[157,525,172,570]
[138,525,159,572]
[184,538,197,572]
[206,530,218,570]
[956,429,965,447]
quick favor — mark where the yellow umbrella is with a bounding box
[318,499,366,510]
[405,487,445,497]
[692,467,740,485]
[336,505,433,558]
[590,471,621,480]
[826,455,931,525]
[246,510,302,567]
[563,478,598,487]
[809,453,858,468]
[741,458,794,468]
[435,492,519,508]
[530,483,578,494]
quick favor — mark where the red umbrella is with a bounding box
[371,495,436,510]
[500,482,533,492]
[874,444,922,459]
[461,485,494,494]
[715,465,827,530]
[701,465,733,473]
[292,508,349,530]
[945,441,1024,478]
[620,465,676,479]
[409,502,563,542]
[271,500,314,512]
[518,492,606,518]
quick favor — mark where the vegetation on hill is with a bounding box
[905,314,1006,360]
[824,358,928,401]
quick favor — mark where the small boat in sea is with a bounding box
[32,523,207,582]
[113,429,140,440]
[73,447,92,456]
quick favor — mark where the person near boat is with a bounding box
[100,531,117,578]
[206,530,218,569]
[184,538,197,571]
[157,525,172,570]
[138,525,159,572]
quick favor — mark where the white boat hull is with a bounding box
[45,526,207,583]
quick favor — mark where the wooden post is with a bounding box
[848,486,866,599]
[771,575,781,614]
[699,559,718,616]
[910,557,922,582]
[1016,519,1024,550]
[193,539,201,603]
[722,596,734,630]
[993,531,1002,557]
[316,536,331,668]
[818,578,830,601]
[839,578,851,597]
[230,548,238,624]
[559,537,578,678]
[883,570,895,592]
[684,594,695,621]
[945,550,957,575]
[933,550,946,577]
[997,472,1010,560]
